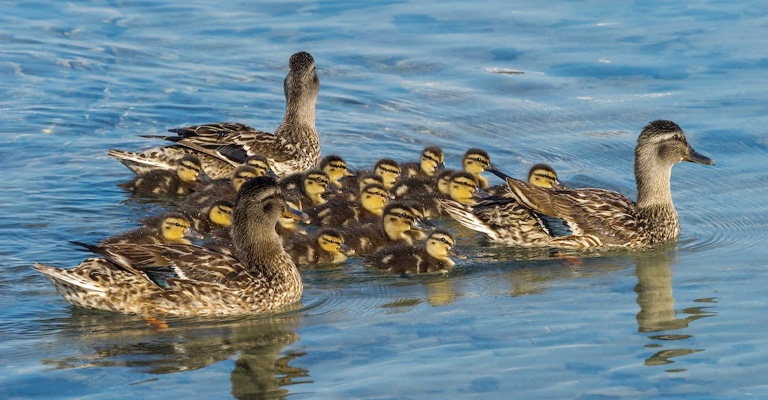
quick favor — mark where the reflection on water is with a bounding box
[633,251,717,371]
[40,310,307,400]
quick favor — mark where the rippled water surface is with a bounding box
[2,0,768,398]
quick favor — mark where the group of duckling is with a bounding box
[35,51,715,317]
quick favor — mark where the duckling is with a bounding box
[367,230,462,274]
[306,183,390,227]
[108,51,321,177]
[448,171,481,204]
[117,155,209,195]
[184,165,259,208]
[401,146,445,178]
[101,212,203,245]
[462,148,495,189]
[280,169,333,208]
[487,163,561,196]
[319,155,354,188]
[341,203,427,256]
[504,120,714,249]
[35,176,306,316]
[182,200,233,234]
[284,228,355,265]
[334,171,384,202]
[276,195,310,241]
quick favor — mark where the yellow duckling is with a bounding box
[341,203,427,256]
[487,163,561,196]
[280,169,333,208]
[401,146,445,178]
[284,228,355,265]
[118,155,209,195]
[185,165,259,208]
[179,200,233,234]
[319,155,355,188]
[448,171,481,204]
[505,120,715,249]
[363,158,402,190]
[35,176,307,316]
[462,148,495,189]
[367,230,463,274]
[306,183,390,227]
[101,212,203,245]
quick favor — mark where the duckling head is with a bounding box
[634,120,714,205]
[420,146,445,177]
[176,155,206,183]
[278,198,303,231]
[245,155,279,179]
[527,164,560,188]
[232,165,259,192]
[374,159,401,189]
[382,203,420,243]
[356,172,384,193]
[317,228,355,261]
[462,148,491,176]
[320,155,354,187]
[283,51,319,106]
[435,169,457,195]
[160,212,202,243]
[360,183,390,216]
[208,200,233,228]
[302,169,332,205]
[425,230,462,265]
[448,171,480,204]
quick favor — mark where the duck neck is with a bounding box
[278,93,317,141]
[232,210,285,274]
[634,147,680,243]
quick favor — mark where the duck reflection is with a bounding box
[41,309,308,399]
[633,251,716,370]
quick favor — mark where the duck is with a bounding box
[401,146,445,178]
[117,155,210,195]
[352,159,401,190]
[447,171,481,204]
[101,212,203,245]
[180,200,233,234]
[340,202,427,256]
[367,230,463,274]
[107,51,321,177]
[34,176,306,316]
[305,183,390,227]
[504,120,715,249]
[334,171,385,202]
[280,169,333,208]
[276,193,310,241]
[462,148,496,189]
[284,228,355,265]
[184,165,260,208]
[318,155,355,189]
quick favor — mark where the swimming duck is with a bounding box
[180,200,233,234]
[367,230,462,274]
[334,171,385,202]
[117,155,209,195]
[448,171,481,204]
[349,159,400,191]
[487,163,560,196]
[184,165,259,208]
[284,228,355,265]
[462,148,496,189]
[101,212,203,245]
[35,176,306,316]
[280,169,333,207]
[505,120,715,249]
[107,51,321,177]
[401,146,445,178]
[341,202,427,256]
[306,183,390,227]
[319,155,355,188]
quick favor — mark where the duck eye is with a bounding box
[175,222,181,227]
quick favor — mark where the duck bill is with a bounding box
[184,227,204,240]
[197,170,213,183]
[344,169,356,177]
[436,161,446,171]
[683,147,715,165]
[283,206,310,223]
[339,244,355,256]
[448,247,467,260]
[267,169,280,180]
[412,217,435,232]
[486,163,512,180]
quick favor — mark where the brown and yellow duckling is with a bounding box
[487,163,561,196]
[401,146,445,178]
[319,155,355,189]
[284,228,355,265]
[180,200,233,235]
[505,120,714,249]
[367,230,463,275]
[118,155,209,195]
[184,165,260,208]
[35,176,307,316]
[448,171,482,204]
[107,52,321,177]
[340,202,428,256]
[306,183,390,227]
[101,212,203,245]
[280,169,334,208]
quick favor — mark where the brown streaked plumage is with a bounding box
[117,155,208,195]
[284,228,355,265]
[101,212,202,245]
[340,203,426,256]
[34,176,305,316]
[367,230,461,274]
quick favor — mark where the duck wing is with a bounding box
[505,177,640,245]
[442,197,551,246]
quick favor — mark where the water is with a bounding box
[2,0,767,398]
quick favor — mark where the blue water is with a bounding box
[2,0,768,398]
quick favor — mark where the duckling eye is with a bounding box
[175,222,181,227]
